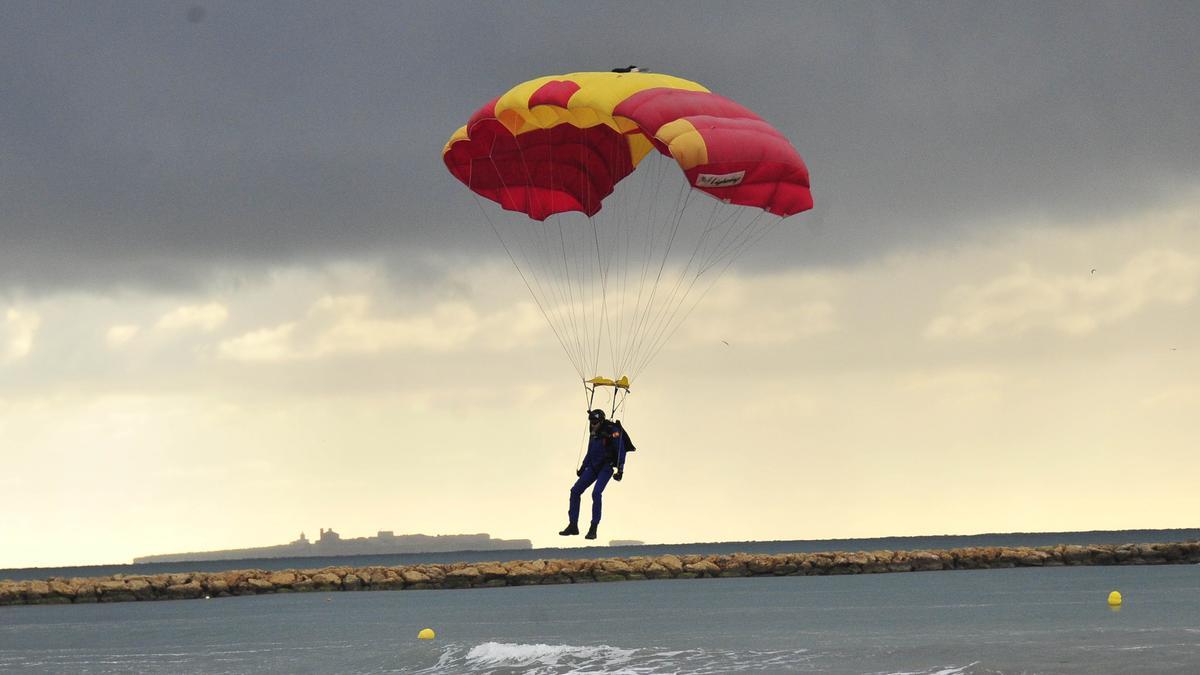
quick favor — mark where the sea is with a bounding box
[2,530,1198,674]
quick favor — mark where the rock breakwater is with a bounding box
[3,541,1197,607]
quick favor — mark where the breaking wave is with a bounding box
[415,641,815,674]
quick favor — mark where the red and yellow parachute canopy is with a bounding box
[443,72,812,397]
[443,71,811,220]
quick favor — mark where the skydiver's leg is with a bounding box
[568,466,598,525]
[589,467,614,525]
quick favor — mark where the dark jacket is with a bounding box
[581,420,635,471]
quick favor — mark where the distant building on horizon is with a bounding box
[134,527,533,564]
[609,539,645,547]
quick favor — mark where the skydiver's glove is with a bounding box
[613,470,623,481]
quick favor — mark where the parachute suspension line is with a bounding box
[617,156,676,378]
[650,208,774,374]
[482,142,587,378]
[621,155,677,377]
[640,202,754,359]
[698,207,770,276]
[583,167,601,379]
[627,193,726,368]
[633,212,789,378]
[557,214,586,377]
[469,190,580,379]
[534,123,583,377]
[619,142,648,379]
[590,124,625,381]
[570,133,594,379]
[694,202,750,272]
[506,137,567,360]
[599,128,625,377]
[499,128,588,380]
[511,132,590,377]
[620,180,692,377]
[586,128,606,379]
[590,214,614,380]
[576,379,591,468]
[610,386,629,420]
[630,208,763,378]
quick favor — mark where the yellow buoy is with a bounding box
[418,628,436,640]
[1107,590,1122,607]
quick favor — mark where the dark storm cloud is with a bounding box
[2,1,1198,292]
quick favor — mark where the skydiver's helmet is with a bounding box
[588,409,606,424]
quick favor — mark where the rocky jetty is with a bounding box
[3,541,1197,607]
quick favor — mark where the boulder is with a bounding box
[1061,545,1090,564]
[478,564,509,580]
[267,572,297,587]
[24,581,51,604]
[1087,545,1116,564]
[506,565,543,585]
[98,580,137,603]
[309,573,341,590]
[444,567,481,588]
[1160,544,1184,561]
[0,582,22,605]
[910,552,943,572]
[401,569,432,585]
[146,575,171,592]
[166,581,204,600]
[656,555,684,574]
[600,560,633,576]
[564,562,596,583]
[420,566,447,583]
[684,559,721,577]
[643,562,671,579]
[1017,550,1051,566]
[845,553,872,567]
[369,572,406,591]
[48,580,78,601]
[747,556,778,575]
[244,577,276,593]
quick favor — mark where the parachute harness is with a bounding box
[576,378,631,469]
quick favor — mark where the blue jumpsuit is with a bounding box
[568,422,628,526]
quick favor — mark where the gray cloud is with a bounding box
[2,1,1198,293]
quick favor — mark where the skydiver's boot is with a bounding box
[559,522,579,536]
[585,523,598,540]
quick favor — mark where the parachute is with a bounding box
[444,71,811,408]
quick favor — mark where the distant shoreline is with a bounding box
[6,527,1199,581]
[132,531,532,564]
[3,539,1197,607]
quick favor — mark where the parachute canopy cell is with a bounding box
[443,72,812,221]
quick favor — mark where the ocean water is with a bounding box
[2,564,1198,674]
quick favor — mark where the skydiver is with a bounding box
[611,65,642,73]
[559,409,632,540]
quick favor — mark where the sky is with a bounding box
[2,1,1198,569]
